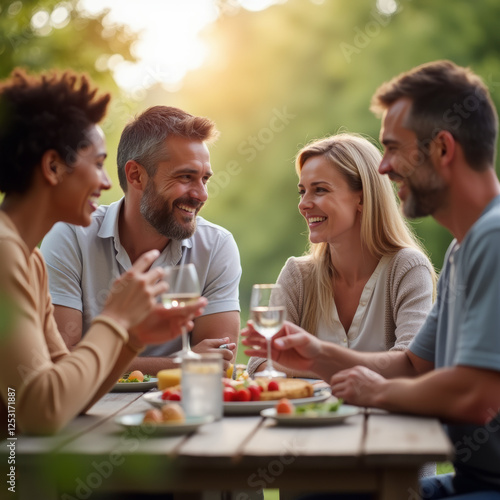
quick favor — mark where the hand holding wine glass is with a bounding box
[162,263,202,361]
[250,284,286,378]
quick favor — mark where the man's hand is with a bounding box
[242,321,323,372]
[330,366,388,407]
[192,337,236,371]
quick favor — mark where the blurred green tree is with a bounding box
[0,0,140,202]
[152,0,500,330]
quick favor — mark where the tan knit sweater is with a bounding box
[247,247,435,376]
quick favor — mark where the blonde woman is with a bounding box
[248,133,436,378]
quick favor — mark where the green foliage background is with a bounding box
[2,0,500,350]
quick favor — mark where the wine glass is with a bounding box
[249,284,286,378]
[162,263,201,362]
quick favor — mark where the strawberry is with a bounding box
[268,380,280,392]
[234,388,251,402]
[161,390,172,400]
[223,387,237,402]
[248,385,261,401]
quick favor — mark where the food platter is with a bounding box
[115,413,213,435]
[111,378,158,393]
[224,389,331,415]
[260,404,360,426]
[143,388,331,415]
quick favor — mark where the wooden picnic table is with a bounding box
[2,390,453,500]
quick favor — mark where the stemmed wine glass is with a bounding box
[162,263,201,362]
[249,284,286,378]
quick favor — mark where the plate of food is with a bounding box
[224,389,331,415]
[112,371,158,393]
[144,377,331,415]
[115,403,213,435]
[223,377,331,415]
[260,400,360,426]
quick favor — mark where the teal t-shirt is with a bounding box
[410,195,500,487]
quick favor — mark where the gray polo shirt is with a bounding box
[410,195,500,488]
[41,198,241,356]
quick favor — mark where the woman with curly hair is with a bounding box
[0,69,206,436]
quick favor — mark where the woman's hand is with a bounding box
[101,250,166,331]
[127,298,207,348]
[242,321,323,372]
[100,250,207,349]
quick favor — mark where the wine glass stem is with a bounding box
[181,327,191,352]
[266,337,275,372]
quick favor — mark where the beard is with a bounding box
[400,161,448,219]
[140,180,200,240]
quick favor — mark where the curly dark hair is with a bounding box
[0,68,110,195]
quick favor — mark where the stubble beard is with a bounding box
[402,163,447,219]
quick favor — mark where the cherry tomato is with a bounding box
[166,391,181,401]
[248,385,261,401]
[276,398,294,414]
[234,388,251,402]
[223,387,237,402]
[268,380,280,392]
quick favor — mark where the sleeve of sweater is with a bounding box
[246,257,305,376]
[0,243,137,436]
[386,248,435,351]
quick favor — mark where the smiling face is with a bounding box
[379,98,447,219]
[298,155,363,246]
[140,135,212,240]
[57,125,110,226]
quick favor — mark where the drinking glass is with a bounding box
[249,284,286,378]
[182,353,223,420]
[162,263,201,362]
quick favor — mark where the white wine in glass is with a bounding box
[162,263,201,362]
[250,284,286,378]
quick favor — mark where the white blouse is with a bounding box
[316,256,390,352]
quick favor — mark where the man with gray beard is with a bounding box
[41,106,241,374]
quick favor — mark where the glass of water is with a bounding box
[181,353,223,421]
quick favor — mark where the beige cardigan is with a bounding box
[247,247,435,376]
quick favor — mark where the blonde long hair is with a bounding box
[296,133,436,333]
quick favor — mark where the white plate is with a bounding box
[111,377,158,393]
[115,413,213,435]
[143,389,332,415]
[143,390,172,408]
[260,404,360,426]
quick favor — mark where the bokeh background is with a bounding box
[2,0,500,362]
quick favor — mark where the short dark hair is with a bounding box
[117,105,219,192]
[371,60,498,171]
[0,68,110,195]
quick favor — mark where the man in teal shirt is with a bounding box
[243,60,500,498]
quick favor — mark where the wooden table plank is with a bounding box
[8,392,143,455]
[364,412,454,465]
[242,413,365,466]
